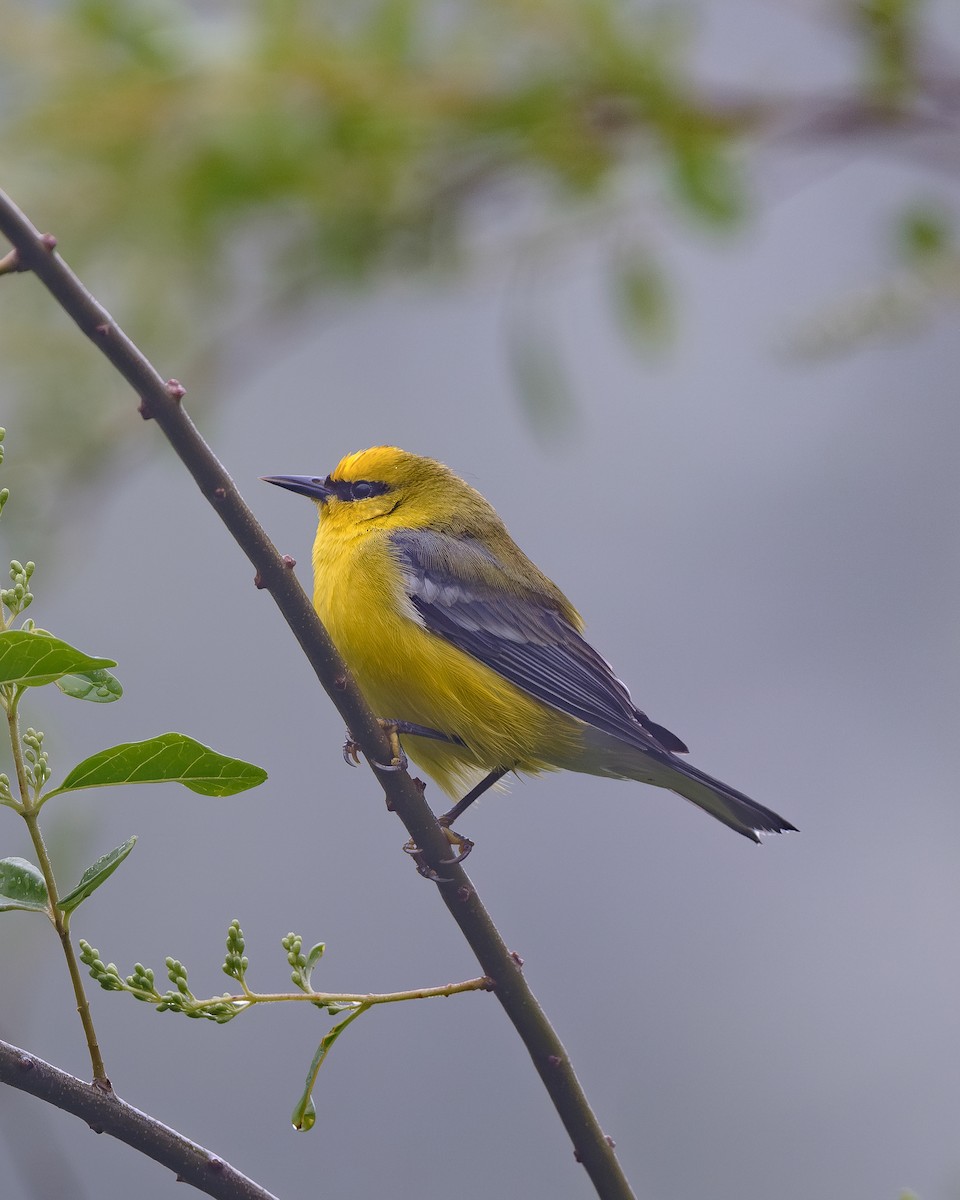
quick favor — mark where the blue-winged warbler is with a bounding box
[265,447,795,843]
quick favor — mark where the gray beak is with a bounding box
[261,475,331,502]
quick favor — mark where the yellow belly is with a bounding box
[312,525,584,797]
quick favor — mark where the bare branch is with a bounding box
[0,1039,279,1200]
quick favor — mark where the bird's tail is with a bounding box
[575,726,796,842]
[661,757,797,843]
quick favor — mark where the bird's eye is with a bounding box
[327,477,388,502]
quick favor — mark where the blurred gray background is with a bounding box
[2,4,960,1200]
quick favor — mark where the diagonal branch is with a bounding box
[0,1039,279,1200]
[0,188,636,1200]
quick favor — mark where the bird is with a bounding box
[264,447,796,844]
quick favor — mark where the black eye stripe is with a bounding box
[328,478,390,502]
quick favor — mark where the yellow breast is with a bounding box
[311,519,583,796]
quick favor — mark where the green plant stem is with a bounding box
[0,187,636,1200]
[4,691,29,811]
[299,1001,369,1109]
[5,690,108,1084]
[26,812,109,1084]
[152,976,492,1014]
[242,978,491,1005]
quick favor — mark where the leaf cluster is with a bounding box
[0,0,946,517]
[0,426,267,1036]
[0,0,745,503]
[75,914,385,1129]
[78,930,249,1024]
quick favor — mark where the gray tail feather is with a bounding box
[668,758,797,843]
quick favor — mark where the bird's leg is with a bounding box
[426,765,509,865]
[438,766,509,829]
[396,721,463,744]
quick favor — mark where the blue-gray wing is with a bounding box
[390,529,688,755]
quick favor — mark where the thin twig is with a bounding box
[190,978,493,1008]
[110,976,493,1016]
[0,1039,279,1200]
[21,809,109,1083]
[0,188,636,1200]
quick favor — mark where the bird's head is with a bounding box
[264,446,492,533]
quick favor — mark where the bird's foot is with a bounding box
[373,719,408,772]
[436,817,474,864]
[402,839,455,883]
[342,720,408,772]
[402,821,473,881]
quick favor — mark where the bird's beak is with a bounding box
[261,474,332,502]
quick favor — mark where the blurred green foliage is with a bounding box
[784,201,958,359]
[897,202,953,265]
[856,0,919,104]
[0,0,947,519]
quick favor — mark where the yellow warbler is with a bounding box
[265,447,795,843]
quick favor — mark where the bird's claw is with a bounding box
[371,755,406,773]
[342,732,361,766]
[402,839,454,883]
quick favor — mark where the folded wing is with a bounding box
[390,529,688,756]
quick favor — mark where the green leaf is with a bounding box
[0,630,116,688]
[897,204,952,265]
[292,1005,368,1131]
[45,733,268,800]
[507,315,576,441]
[671,133,744,227]
[0,857,49,913]
[614,249,673,350]
[304,942,326,979]
[58,836,137,914]
[55,667,123,703]
[294,940,328,998]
